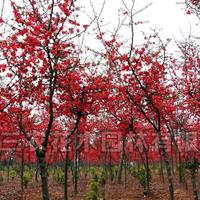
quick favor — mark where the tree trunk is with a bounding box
[144,149,151,196]
[71,164,74,184]
[174,147,178,172]
[64,137,69,200]
[159,151,165,183]
[35,161,39,183]
[124,155,127,188]
[117,136,125,184]
[191,169,199,200]
[132,135,151,196]
[170,139,174,174]
[73,133,78,194]
[178,162,183,184]
[158,133,174,200]
[7,157,11,182]
[21,145,25,194]
[37,152,50,200]
[28,146,31,170]
[109,152,113,181]
[103,153,108,179]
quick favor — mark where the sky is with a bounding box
[77,0,199,48]
[1,0,199,49]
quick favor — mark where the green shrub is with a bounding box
[23,171,33,188]
[113,166,118,177]
[48,168,55,177]
[90,181,99,193]
[53,169,65,184]
[28,169,35,178]
[10,169,17,180]
[23,175,30,188]
[86,190,98,200]
[91,168,99,181]
[86,180,99,200]
[178,163,186,182]
[80,166,89,178]
[128,165,137,176]
[99,169,106,186]
[136,167,147,187]
[157,164,162,176]
[86,169,101,200]
[186,158,199,172]
[128,165,151,189]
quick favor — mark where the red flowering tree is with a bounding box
[0,0,89,199]
[56,63,109,196]
[175,37,200,200]
[93,4,177,196]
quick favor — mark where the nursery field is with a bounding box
[0,165,199,200]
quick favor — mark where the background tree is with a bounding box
[0,0,88,199]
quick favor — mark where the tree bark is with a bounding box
[124,155,127,188]
[109,152,113,181]
[35,161,39,183]
[21,145,25,194]
[64,137,69,200]
[144,149,151,196]
[191,169,199,200]
[158,133,174,200]
[37,151,50,200]
[7,156,11,182]
[73,133,78,194]
[159,151,165,183]
[117,136,125,184]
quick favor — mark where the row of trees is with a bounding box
[0,0,199,200]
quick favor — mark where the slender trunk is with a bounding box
[104,153,108,178]
[21,145,25,194]
[64,137,69,200]
[178,162,183,184]
[170,139,174,174]
[74,133,78,194]
[117,136,125,184]
[7,157,11,182]
[164,154,174,200]
[71,164,74,184]
[158,133,174,200]
[144,150,150,196]
[180,154,188,191]
[37,152,49,200]
[174,145,178,172]
[124,155,127,188]
[191,169,199,200]
[159,151,165,183]
[109,152,113,181]
[132,137,151,195]
[178,153,184,185]
[28,146,31,170]
[35,161,39,183]
[77,152,80,172]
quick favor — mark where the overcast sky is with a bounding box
[78,0,199,45]
[1,0,199,49]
